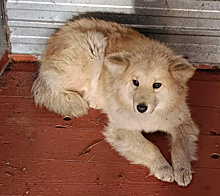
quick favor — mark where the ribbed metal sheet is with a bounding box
[6,0,220,66]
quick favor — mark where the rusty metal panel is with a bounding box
[5,0,220,66]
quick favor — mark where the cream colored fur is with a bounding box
[32,18,199,186]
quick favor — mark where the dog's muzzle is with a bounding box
[137,104,148,113]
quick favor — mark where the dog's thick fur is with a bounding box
[32,18,199,186]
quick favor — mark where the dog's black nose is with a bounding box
[137,104,148,113]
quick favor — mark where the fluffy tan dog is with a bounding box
[32,18,199,186]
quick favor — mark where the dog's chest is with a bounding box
[108,110,176,132]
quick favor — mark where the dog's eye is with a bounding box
[132,80,139,87]
[153,83,162,89]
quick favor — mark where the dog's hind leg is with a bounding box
[32,30,107,116]
[32,74,88,117]
[104,124,174,183]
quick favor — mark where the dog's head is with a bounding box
[104,44,195,115]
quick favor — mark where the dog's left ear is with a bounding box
[169,56,196,83]
[105,52,130,77]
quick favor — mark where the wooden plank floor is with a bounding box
[0,62,220,196]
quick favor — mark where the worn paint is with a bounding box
[0,62,220,195]
[0,51,9,76]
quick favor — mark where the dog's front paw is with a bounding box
[153,165,174,183]
[174,167,192,186]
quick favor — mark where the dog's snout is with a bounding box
[137,104,148,113]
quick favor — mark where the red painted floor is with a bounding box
[0,62,220,196]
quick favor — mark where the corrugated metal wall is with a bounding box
[5,0,220,66]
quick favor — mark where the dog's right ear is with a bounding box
[104,52,130,77]
[169,56,196,83]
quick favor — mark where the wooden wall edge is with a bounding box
[10,54,39,62]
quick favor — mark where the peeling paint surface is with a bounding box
[0,62,220,194]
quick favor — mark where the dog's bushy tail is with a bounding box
[32,74,88,117]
